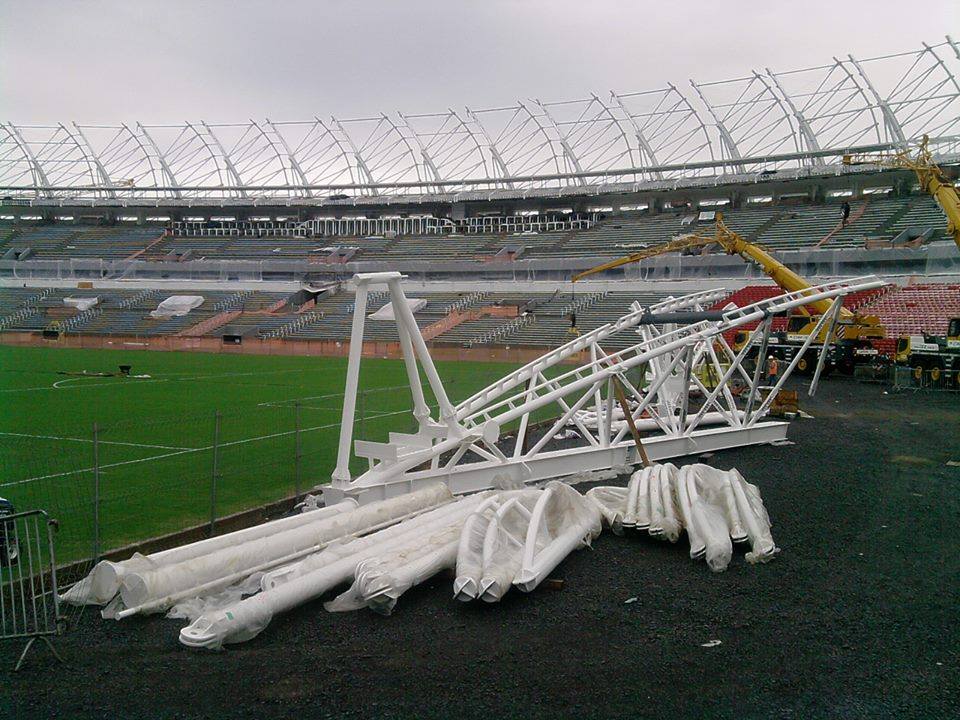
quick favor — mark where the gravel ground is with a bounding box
[3,379,959,719]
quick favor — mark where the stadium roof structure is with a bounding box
[2,38,959,206]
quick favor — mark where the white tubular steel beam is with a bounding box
[323,275,884,505]
[4,39,959,198]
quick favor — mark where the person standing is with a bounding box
[841,200,851,227]
[766,354,779,384]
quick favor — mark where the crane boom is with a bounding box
[573,216,857,320]
[843,135,960,250]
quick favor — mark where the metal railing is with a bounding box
[891,365,960,392]
[1,509,65,671]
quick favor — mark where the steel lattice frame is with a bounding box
[3,38,959,201]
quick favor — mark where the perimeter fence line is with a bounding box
[0,367,511,576]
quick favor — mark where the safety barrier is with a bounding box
[891,365,960,392]
[1,509,65,671]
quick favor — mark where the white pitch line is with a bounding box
[0,408,415,488]
[0,367,327,394]
[0,431,193,451]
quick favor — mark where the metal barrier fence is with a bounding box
[891,365,960,392]
[1,509,65,671]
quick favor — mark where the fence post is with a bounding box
[294,401,302,499]
[92,422,100,562]
[359,388,366,442]
[210,410,221,537]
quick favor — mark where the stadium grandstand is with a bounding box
[1,38,958,355]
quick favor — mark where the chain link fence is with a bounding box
[0,363,511,568]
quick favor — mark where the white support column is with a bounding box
[395,308,432,427]
[331,279,372,484]
[386,276,459,433]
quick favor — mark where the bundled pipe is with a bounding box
[454,482,601,602]
[61,499,360,607]
[478,491,541,602]
[586,463,778,572]
[514,482,602,592]
[325,523,464,615]
[179,492,492,649]
[113,483,453,619]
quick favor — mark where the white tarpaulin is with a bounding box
[368,298,427,321]
[63,297,98,312]
[150,295,204,318]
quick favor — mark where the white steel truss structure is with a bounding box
[323,272,885,504]
[3,39,959,203]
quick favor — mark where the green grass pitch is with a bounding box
[0,345,519,562]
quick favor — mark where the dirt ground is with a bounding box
[3,378,959,719]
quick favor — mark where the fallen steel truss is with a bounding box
[323,272,885,504]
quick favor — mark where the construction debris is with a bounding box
[62,466,777,651]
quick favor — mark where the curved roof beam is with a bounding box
[608,91,661,178]
[689,80,745,169]
[394,112,443,187]
[68,122,116,197]
[847,54,906,145]
[462,107,513,187]
[764,69,822,163]
[133,123,181,198]
[329,116,379,194]
[528,99,585,183]
[258,119,311,197]
[2,122,49,196]
[197,122,247,197]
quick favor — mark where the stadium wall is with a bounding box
[0,331,591,366]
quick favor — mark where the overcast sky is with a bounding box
[2,0,957,124]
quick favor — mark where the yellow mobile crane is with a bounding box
[572,215,886,373]
[843,134,960,250]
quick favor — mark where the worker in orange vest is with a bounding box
[766,355,780,383]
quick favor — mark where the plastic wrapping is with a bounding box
[166,573,265,622]
[117,484,451,617]
[657,464,682,542]
[479,491,539,601]
[150,295,204,318]
[729,470,778,563]
[513,481,602,593]
[583,463,777,572]
[61,498,359,606]
[179,492,490,649]
[690,497,733,572]
[454,495,505,601]
[326,524,463,615]
[584,486,628,535]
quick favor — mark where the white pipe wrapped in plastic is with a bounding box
[478,491,538,602]
[60,499,359,606]
[657,464,682,542]
[584,463,778,573]
[116,483,453,618]
[179,492,491,649]
[584,486,628,534]
[675,466,705,559]
[326,523,464,615]
[453,495,507,601]
[728,469,778,563]
[265,490,485,591]
[513,482,601,593]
